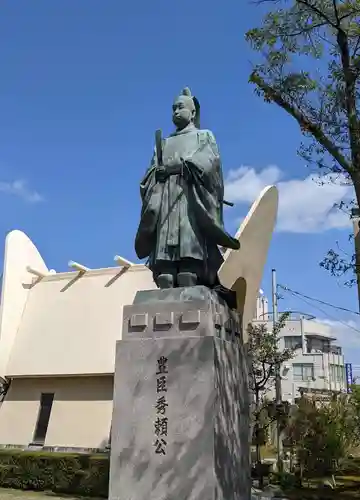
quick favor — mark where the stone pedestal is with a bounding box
[109,286,251,500]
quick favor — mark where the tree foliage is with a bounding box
[246,0,360,282]
[285,392,360,481]
[349,383,360,440]
[247,312,295,480]
[248,311,294,399]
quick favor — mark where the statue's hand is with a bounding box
[155,166,168,183]
[164,156,183,176]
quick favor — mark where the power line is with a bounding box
[281,288,360,336]
[278,284,360,316]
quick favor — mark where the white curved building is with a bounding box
[0,186,279,451]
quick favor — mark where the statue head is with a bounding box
[172,87,200,130]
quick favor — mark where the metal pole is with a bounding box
[272,268,278,322]
[351,208,360,312]
[272,268,283,472]
[300,316,305,355]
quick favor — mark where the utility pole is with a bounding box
[272,268,283,472]
[351,207,360,312]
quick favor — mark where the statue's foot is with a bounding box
[177,272,198,287]
[156,273,174,289]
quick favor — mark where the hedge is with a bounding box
[0,449,109,497]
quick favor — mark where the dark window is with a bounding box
[293,363,314,381]
[284,336,302,349]
[33,393,54,444]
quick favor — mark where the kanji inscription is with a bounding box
[154,356,169,455]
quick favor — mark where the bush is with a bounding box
[251,462,272,479]
[337,456,360,476]
[0,449,109,497]
[285,395,360,480]
[271,471,301,489]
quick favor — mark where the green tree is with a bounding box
[349,383,360,441]
[285,393,360,484]
[247,312,294,484]
[246,0,360,285]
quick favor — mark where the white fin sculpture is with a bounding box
[219,185,278,342]
[0,230,48,381]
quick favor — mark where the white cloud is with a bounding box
[314,317,360,350]
[0,179,43,203]
[224,165,353,233]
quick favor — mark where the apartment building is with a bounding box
[253,294,346,402]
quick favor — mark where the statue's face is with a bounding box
[172,96,195,129]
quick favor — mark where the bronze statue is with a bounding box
[135,87,240,289]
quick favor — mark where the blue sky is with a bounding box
[1,0,359,365]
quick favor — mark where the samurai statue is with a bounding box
[135,87,240,294]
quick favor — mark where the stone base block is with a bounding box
[109,286,250,500]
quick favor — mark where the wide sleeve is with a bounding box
[183,131,239,250]
[183,131,223,192]
[139,148,157,207]
[135,148,164,259]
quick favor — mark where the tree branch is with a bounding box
[286,22,328,37]
[262,369,274,388]
[256,363,274,389]
[296,0,338,28]
[332,0,340,26]
[352,37,360,59]
[250,71,353,173]
[336,26,360,166]
[253,361,267,388]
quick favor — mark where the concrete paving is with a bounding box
[0,489,103,500]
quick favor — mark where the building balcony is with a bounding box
[254,312,337,341]
[257,311,315,321]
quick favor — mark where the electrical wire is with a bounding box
[278,284,360,316]
[281,288,360,336]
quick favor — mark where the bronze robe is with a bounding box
[135,124,239,277]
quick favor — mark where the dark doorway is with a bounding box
[33,393,54,444]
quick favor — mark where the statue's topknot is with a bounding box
[182,87,192,97]
[179,86,201,129]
